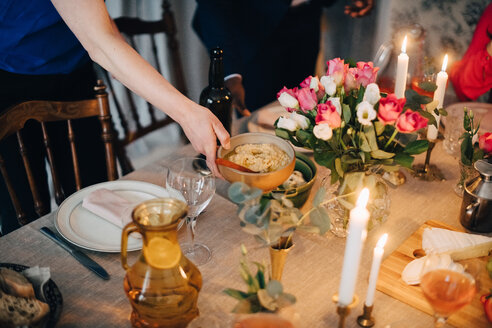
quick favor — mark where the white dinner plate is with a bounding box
[442,102,492,132]
[247,104,312,153]
[55,180,172,253]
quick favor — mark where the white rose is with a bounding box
[309,76,320,92]
[277,116,298,131]
[328,97,342,115]
[320,75,336,96]
[290,112,310,129]
[278,92,299,109]
[313,123,333,141]
[363,83,381,106]
[356,101,377,126]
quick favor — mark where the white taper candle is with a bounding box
[427,54,448,140]
[338,188,370,306]
[364,233,388,307]
[394,36,409,99]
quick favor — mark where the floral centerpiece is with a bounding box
[274,58,433,234]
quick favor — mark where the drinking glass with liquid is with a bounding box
[420,254,479,327]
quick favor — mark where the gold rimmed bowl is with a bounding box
[217,132,295,192]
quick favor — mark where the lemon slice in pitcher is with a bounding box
[144,237,181,269]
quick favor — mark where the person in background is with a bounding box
[193,0,375,114]
[449,2,492,102]
[0,0,230,235]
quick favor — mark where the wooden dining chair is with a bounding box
[0,80,118,227]
[101,0,188,175]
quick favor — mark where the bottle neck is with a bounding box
[209,57,225,88]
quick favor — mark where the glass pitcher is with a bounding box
[121,198,202,328]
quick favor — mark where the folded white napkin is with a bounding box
[82,188,135,228]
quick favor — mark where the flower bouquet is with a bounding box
[274,58,434,234]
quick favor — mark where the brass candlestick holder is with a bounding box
[412,141,446,181]
[332,294,359,328]
[357,304,375,327]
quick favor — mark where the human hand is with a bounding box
[344,0,374,18]
[178,103,230,177]
[225,75,251,117]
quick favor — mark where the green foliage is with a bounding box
[273,71,430,184]
[223,245,296,313]
[228,182,331,247]
[460,108,485,166]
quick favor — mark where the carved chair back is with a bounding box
[0,80,117,227]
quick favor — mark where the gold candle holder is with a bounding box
[332,294,359,328]
[357,304,375,327]
[412,141,445,181]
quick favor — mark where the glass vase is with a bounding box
[321,172,391,238]
[454,161,479,197]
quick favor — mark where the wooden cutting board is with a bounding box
[376,220,492,328]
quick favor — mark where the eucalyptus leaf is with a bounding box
[418,109,437,127]
[266,280,283,298]
[371,149,395,159]
[313,186,326,207]
[309,207,331,235]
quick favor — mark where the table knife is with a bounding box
[40,227,110,280]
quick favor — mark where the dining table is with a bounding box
[0,103,472,328]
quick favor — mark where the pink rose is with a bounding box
[326,58,348,86]
[296,87,318,112]
[479,132,492,154]
[378,94,405,125]
[344,67,359,92]
[300,76,325,100]
[396,110,428,133]
[300,76,313,88]
[315,101,341,128]
[354,62,379,87]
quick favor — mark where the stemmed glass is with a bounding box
[420,254,479,327]
[166,157,215,266]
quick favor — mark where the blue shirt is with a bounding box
[0,0,89,75]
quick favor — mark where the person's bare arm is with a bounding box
[51,0,229,176]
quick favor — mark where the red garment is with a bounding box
[449,3,492,101]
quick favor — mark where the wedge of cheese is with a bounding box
[422,227,492,261]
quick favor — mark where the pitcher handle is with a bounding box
[121,222,139,271]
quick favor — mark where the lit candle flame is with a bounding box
[376,233,388,249]
[401,35,408,53]
[441,54,448,72]
[356,188,370,208]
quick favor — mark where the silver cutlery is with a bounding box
[39,227,110,280]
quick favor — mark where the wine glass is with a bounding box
[166,157,215,265]
[420,254,479,327]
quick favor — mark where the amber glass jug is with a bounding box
[121,198,202,328]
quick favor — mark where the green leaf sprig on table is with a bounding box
[228,182,358,248]
[223,245,296,314]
